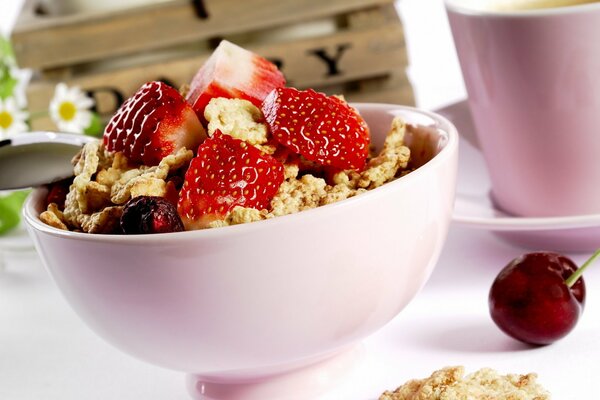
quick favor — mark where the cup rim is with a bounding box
[23,103,459,244]
[444,0,600,17]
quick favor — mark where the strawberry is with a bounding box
[177,131,284,229]
[104,81,206,166]
[261,87,370,171]
[186,40,286,121]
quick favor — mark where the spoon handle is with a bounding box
[0,132,94,190]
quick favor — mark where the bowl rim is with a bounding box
[23,103,459,243]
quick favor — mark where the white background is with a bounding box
[1,2,598,400]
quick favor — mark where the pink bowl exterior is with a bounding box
[24,104,458,377]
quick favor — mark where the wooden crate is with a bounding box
[11,0,414,130]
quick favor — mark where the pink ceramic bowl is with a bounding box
[23,104,458,400]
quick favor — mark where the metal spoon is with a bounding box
[0,132,94,190]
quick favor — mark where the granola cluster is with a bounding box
[40,144,193,233]
[40,97,413,233]
[380,366,551,400]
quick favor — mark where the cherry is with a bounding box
[120,196,184,234]
[489,250,599,345]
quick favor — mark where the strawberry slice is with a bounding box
[177,131,284,229]
[104,81,206,166]
[261,87,370,171]
[186,40,285,121]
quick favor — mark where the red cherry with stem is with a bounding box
[489,249,600,345]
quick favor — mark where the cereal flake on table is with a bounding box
[379,366,551,400]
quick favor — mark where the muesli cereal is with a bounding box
[50,141,192,233]
[204,98,270,146]
[379,366,551,400]
[39,40,419,234]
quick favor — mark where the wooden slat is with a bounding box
[26,21,407,120]
[29,115,54,132]
[347,86,414,105]
[344,2,401,28]
[341,3,414,105]
[346,75,415,105]
[12,0,394,70]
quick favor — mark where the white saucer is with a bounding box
[436,100,600,253]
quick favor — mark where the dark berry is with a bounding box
[46,177,73,209]
[120,196,184,234]
[489,251,591,345]
[167,175,184,190]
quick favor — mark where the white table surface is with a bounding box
[1,1,599,399]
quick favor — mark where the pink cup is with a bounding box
[446,2,600,217]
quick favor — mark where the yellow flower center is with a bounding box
[0,111,14,130]
[58,101,77,121]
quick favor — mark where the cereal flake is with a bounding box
[204,98,269,146]
[110,148,193,204]
[208,206,269,228]
[270,174,327,217]
[39,203,68,231]
[358,116,411,190]
[379,366,551,400]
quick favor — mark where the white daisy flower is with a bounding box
[49,83,95,134]
[0,97,28,139]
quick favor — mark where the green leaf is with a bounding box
[2,190,30,212]
[0,61,18,100]
[0,74,17,100]
[84,112,103,137]
[0,190,30,235]
[0,35,16,62]
[0,36,19,100]
[0,202,20,234]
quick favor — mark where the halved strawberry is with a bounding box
[186,40,286,121]
[177,131,284,229]
[104,81,206,166]
[261,88,370,171]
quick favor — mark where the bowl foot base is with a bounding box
[186,346,362,400]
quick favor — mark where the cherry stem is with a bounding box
[565,248,600,288]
